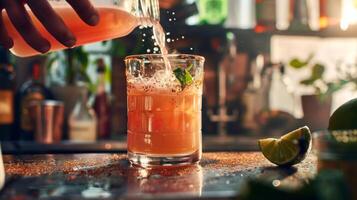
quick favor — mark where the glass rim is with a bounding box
[124,54,205,62]
[314,129,357,142]
[313,129,357,159]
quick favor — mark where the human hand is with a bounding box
[0,0,99,53]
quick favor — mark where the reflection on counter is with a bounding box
[127,165,203,197]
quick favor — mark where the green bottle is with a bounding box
[198,0,228,25]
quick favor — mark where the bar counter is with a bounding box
[1,152,317,199]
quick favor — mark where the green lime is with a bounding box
[329,98,357,131]
[259,126,312,166]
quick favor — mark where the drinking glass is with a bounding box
[2,0,160,57]
[314,130,357,199]
[125,54,205,166]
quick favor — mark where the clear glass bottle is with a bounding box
[3,0,160,57]
[69,88,97,142]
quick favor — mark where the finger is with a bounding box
[27,0,76,47]
[3,0,50,53]
[66,0,99,26]
[0,14,14,49]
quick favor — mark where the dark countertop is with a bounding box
[1,136,261,154]
[1,152,317,199]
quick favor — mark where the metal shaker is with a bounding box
[29,100,64,143]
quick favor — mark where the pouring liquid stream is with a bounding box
[152,20,173,79]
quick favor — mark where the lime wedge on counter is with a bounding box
[259,126,312,166]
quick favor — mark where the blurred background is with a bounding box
[1,0,357,152]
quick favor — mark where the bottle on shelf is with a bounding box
[275,0,291,30]
[198,0,228,25]
[93,59,111,140]
[289,0,310,31]
[69,88,97,142]
[16,62,52,140]
[0,48,15,141]
[225,0,256,29]
[255,0,276,32]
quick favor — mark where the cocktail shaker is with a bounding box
[29,100,64,143]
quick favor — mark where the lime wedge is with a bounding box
[259,126,312,166]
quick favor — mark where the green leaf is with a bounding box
[173,65,194,90]
[289,58,308,69]
[289,54,314,69]
[300,78,316,85]
[311,63,325,80]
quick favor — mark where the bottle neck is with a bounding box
[32,64,41,82]
[97,73,106,95]
[133,0,160,26]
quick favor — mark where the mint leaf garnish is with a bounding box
[173,64,193,90]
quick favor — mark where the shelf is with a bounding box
[166,24,357,38]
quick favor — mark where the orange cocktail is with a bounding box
[2,6,137,57]
[125,54,205,166]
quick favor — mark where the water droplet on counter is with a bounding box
[272,180,281,187]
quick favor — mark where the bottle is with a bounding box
[242,54,265,133]
[307,0,320,31]
[225,0,256,29]
[319,0,328,29]
[269,64,296,116]
[69,88,97,142]
[17,62,52,140]
[276,0,291,30]
[0,48,15,140]
[3,0,160,57]
[93,59,111,139]
[289,0,310,31]
[198,0,228,25]
[255,0,276,32]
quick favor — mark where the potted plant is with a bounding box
[46,47,95,121]
[289,55,332,131]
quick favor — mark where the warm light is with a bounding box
[319,16,329,29]
[340,0,357,31]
